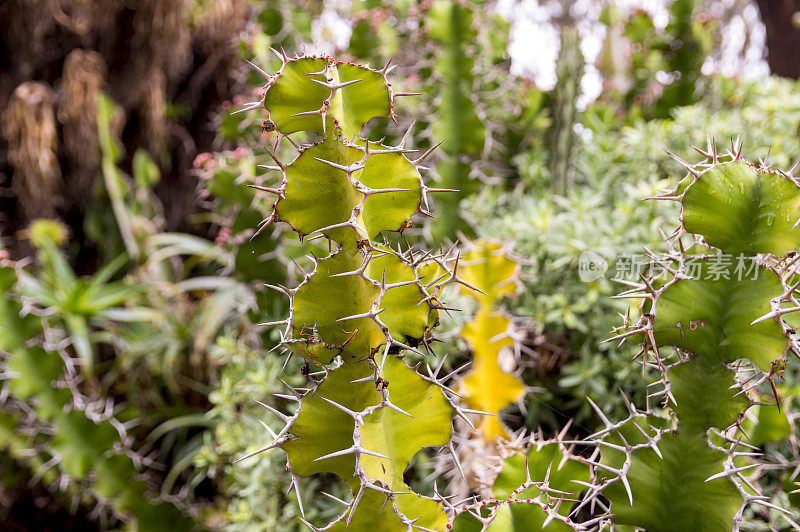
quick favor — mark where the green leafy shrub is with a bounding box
[463,76,800,432]
[0,230,198,530]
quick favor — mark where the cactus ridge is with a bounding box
[447,431,595,531]
[241,51,488,530]
[576,137,800,531]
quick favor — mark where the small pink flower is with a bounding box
[215,227,232,245]
[193,152,213,168]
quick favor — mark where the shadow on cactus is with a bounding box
[235,50,485,530]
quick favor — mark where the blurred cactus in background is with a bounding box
[548,26,583,196]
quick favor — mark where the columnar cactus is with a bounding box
[425,0,485,241]
[240,50,480,530]
[456,239,524,442]
[548,26,583,196]
[579,139,800,531]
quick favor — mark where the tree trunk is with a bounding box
[756,0,800,79]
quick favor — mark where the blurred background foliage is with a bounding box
[1,0,799,530]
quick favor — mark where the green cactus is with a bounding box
[580,140,800,531]
[425,0,485,241]
[548,26,583,196]
[0,236,197,531]
[238,50,478,530]
[449,436,592,531]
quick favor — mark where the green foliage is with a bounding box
[598,0,715,119]
[0,257,198,530]
[464,76,800,433]
[599,418,742,531]
[194,334,347,530]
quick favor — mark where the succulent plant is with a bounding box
[425,0,485,241]
[455,239,525,442]
[576,139,800,531]
[448,431,593,531]
[238,50,484,530]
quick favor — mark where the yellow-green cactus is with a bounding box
[239,51,477,531]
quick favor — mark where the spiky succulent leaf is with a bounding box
[263,57,391,139]
[282,362,377,479]
[668,359,748,433]
[493,444,589,531]
[290,249,382,361]
[254,51,456,531]
[451,443,589,531]
[273,135,424,246]
[361,356,452,529]
[459,240,520,304]
[359,145,423,237]
[459,311,523,440]
[275,135,365,242]
[681,161,800,255]
[282,356,450,529]
[365,249,436,342]
[287,247,433,364]
[600,419,742,532]
[653,262,785,370]
[325,489,408,531]
[595,150,800,531]
[456,240,523,441]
